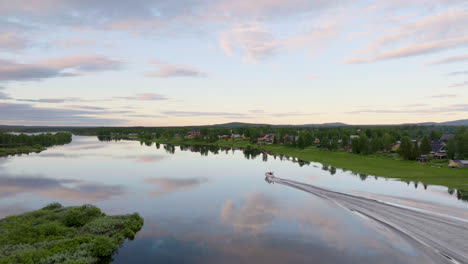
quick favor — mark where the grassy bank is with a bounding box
[154,138,468,191]
[0,203,144,264]
[0,146,45,157]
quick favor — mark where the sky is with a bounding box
[0,0,467,126]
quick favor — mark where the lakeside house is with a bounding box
[430,140,445,153]
[431,140,447,158]
[283,134,299,144]
[440,133,455,142]
[416,155,429,162]
[449,160,468,169]
[231,134,242,139]
[258,134,276,144]
[433,152,448,159]
[186,130,200,137]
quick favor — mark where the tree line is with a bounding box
[0,132,72,148]
[85,125,468,160]
[7,124,466,160]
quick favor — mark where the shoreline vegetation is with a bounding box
[148,137,468,194]
[0,145,45,156]
[0,132,72,157]
[0,203,144,264]
[1,126,466,196]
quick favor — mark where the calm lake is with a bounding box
[1,136,467,263]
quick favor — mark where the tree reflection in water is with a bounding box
[145,143,468,203]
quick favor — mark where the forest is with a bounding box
[0,132,72,148]
[87,125,467,160]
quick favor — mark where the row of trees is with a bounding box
[71,124,454,141]
[0,132,72,148]
[447,127,468,159]
[23,124,465,160]
[398,136,432,160]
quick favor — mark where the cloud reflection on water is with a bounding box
[221,193,276,233]
[215,192,442,264]
[38,151,168,164]
[144,177,210,197]
[0,174,125,202]
[119,154,168,163]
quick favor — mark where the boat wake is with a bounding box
[265,175,468,264]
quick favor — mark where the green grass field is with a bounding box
[154,138,468,191]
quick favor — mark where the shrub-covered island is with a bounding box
[0,203,144,264]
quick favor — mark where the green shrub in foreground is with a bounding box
[0,203,144,264]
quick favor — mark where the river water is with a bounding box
[0,136,466,263]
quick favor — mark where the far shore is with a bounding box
[150,137,468,193]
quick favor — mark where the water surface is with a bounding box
[1,136,466,263]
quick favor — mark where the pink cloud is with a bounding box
[145,61,207,78]
[210,0,347,19]
[0,32,28,51]
[348,37,468,64]
[115,93,168,101]
[39,54,122,72]
[430,54,468,65]
[220,23,279,62]
[0,55,123,81]
[57,37,96,48]
[347,9,468,63]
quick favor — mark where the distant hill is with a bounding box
[404,119,468,126]
[301,122,348,127]
[210,120,468,128]
[436,119,468,126]
[208,122,271,128]
[208,122,349,128]
[1,119,467,130]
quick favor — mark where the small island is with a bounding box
[0,203,144,264]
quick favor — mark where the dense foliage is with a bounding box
[2,124,466,160]
[0,132,72,148]
[83,125,467,160]
[446,127,468,159]
[0,203,144,264]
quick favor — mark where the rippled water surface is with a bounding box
[1,136,466,263]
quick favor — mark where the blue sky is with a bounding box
[0,0,467,126]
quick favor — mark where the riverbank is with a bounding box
[0,145,45,157]
[0,203,144,264]
[0,132,73,157]
[153,138,468,191]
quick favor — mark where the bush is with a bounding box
[91,237,117,257]
[42,202,63,210]
[0,205,144,264]
[62,205,104,227]
[37,222,69,237]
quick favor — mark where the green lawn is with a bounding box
[262,145,468,190]
[154,138,468,191]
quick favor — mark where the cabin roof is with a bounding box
[440,133,455,141]
[431,140,445,152]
